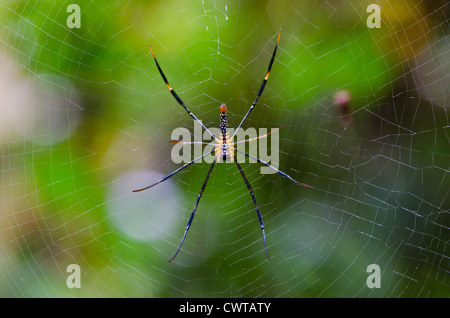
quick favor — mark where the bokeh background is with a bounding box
[0,0,448,297]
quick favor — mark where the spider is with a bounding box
[133,31,312,262]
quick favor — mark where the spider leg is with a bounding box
[235,149,312,188]
[169,159,216,263]
[234,156,270,261]
[231,126,283,146]
[169,140,212,146]
[231,31,281,139]
[132,149,215,192]
[149,45,216,139]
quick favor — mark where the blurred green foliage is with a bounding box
[0,0,448,297]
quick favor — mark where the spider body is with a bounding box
[217,104,234,162]
[134,31,311,262]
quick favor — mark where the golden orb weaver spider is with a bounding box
[133,31,312,262]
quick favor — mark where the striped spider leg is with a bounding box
[134,31,311,262]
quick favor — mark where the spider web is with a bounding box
[0,0,448,297]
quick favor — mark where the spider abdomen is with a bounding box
[219,103,232,162]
